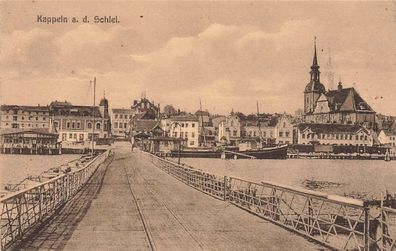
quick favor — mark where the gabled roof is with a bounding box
[111,108,134,114]
[325,87,374,113]
[131,120,162,132]
[170,115,199,122]
[298,123,368,134]
[50,104,103,118]
[382,130,396,137]
[1,105,49,112]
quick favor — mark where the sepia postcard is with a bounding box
[0,1,395,250]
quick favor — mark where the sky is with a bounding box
[1,1,395,115]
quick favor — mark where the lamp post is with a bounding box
[171,121,182,164]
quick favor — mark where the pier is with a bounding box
[1,144,395,250]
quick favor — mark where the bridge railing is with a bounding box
[148,153,227,200]
[145,151,396,251]
[0,150,112,250]
[378,206,396,251]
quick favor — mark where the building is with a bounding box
[49,99,111,143]
[0,105,51,130]
[168,115,199,148]
[218,113,242,145]
[131,96,160,115]
[302,40,376,129]
[297,123,373,146]
[0,128,60,154]
[129,119,163,151]
[111,108,135,138]
[378,130,396,147]
[243,113,293,145]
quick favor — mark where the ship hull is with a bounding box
[170,145,288,159]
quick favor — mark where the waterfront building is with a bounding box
[149,136,183,153]
[296,123,373,146]
[168,115,199,148]
[110,108,136,139]
[302,41,376,129]
[218,113,242,146]
[129,119,163,151]
[0,105,51,130]
[378,130,396,147]
[0,128,60,154]
[243,113,293,145]
[49,99,111,143]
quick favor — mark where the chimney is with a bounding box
[337,81,343,91]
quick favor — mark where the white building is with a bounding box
[168,115,199,148]
[378,130,396,147]
[297,123,373,146]
[111,108,135,138]
[218,114,242,145]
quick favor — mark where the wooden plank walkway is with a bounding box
[13,146,325,251]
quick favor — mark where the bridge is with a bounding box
[1,143,395,250]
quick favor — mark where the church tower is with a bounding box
[304,38,326,114]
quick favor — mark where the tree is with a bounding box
[163,104,177,116]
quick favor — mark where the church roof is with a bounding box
[326,87,374,113]
[304,81,326,93]
[298,123,368,134]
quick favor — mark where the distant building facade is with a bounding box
[297,123,373,146]
[218,113,242,145]
[111,108,135,138]
[0,105,50,130]
[378,130,396,147]
[49,99,111,143]
[168,115,199,148]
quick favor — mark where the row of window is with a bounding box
[3,110,47,115]
[301,133,368,141]
[175,122,196,128]
[246,131,274,138]
[4,115,46,121]
[6,123,47,128]
[173,131,195,138]
[62,133,85,141]
[114,122,128,129]
[64,121,101,130]
[114,114,133,119]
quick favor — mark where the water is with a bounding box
[176,158,396,200]
[0,154,82,187]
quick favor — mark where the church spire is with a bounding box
[310,36,320,82]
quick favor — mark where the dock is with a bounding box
[5,145,321,251]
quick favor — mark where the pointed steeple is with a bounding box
[310,36,320,82]
[312,36,318,67]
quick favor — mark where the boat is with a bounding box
[170,144,288,159]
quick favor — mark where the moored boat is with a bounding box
[170,144,288,159]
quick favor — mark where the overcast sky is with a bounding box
[1,1,395,115]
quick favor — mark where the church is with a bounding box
[302,40,376,129]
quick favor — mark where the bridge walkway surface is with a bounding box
[13,145,324,251]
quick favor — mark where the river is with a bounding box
[175,158,396,200]
[0,154,81,188]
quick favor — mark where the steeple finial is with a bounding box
[312,36,318,67]
[103,90,106,98]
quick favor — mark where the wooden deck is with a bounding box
[12,145,323,251]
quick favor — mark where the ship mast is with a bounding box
[91,77,96,155]
[257,101,262,146]
[199,99,206,146]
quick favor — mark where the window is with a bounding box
[79,134,84,141]
[115,122,118,128]
[185,132,188,138]
[69,133,73,139]
[355,135,359,140]
[36,117,38,121]
[181,123,185,127]
[129,115,132,119]
[77,122,81,129]
[87,122,92,129]
[302,134,306,139]
[54,122,59,128]
[233,130,237,137]
[13,116,17,121]
[96,123,101,129]
[115,114,118,119]
[192,123,195,128]
[286,132,290,137]
[189,141,194,146]
[186,123,189,128]
[180,132,184,138]
[12,123,18,128]
[67,122,71,128]
[279,132,283,137]
[43,117,46,121]
[22,116,24,120]
[72,122,75,129]
[191,132,195,138]
[124,123,127,129]
[73,133,77,139]
[62,133,67,141]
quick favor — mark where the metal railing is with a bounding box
[146,151,395,251]
[0,150,112,250]
[149,153,227,200]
